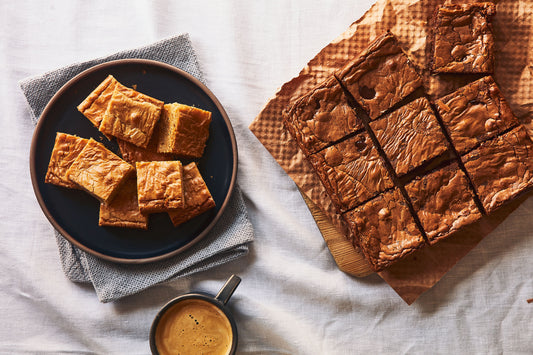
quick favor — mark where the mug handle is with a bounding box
[215,274,241,305]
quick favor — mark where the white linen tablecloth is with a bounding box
[1,1,532,354]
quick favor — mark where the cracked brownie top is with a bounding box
[432,2,496,73]
[435,76,519,155]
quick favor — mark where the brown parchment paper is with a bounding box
[249,0,533,304]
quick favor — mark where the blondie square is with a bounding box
[283,76,363,155]
[77,75,128,129]
[117,138,175,165]
[431,3,496,73]
[370,97,448,176]
[342,188,425,272]
[99,87,164,148]
[405,162,482,244]
[435,76,520,155]
[66,138,134,203]
[45,132,89,189]
[136,161,184,213]
[462,126,533,213]
[154,103,212,158]
[336,31,423,120]
[99,176,148,230]
[168,163,216,227]
[307,131,394,212]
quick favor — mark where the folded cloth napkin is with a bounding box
[20,34,254,303]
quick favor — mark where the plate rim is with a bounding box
[29,58,238,264]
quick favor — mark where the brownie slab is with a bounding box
[462,126,533,213]
[99,176,148,230]
[370,97,448,176]
[307,131,393,212]
[432,3,496,73]
[336,31,423,120]
[154,103,212,158]
[136,161,184,213]
[66,138,134,203]
[99,87,164,148]
[283,76,363,155]
[342,188,425,271]
[45,133,89,189]
[405,162,482,245]
[168,162,216,227]
[436,76,520,155]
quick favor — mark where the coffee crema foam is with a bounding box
[155,298,233,355]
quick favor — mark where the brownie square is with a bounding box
[432,3,496,74]
[153,103,212,158]
[435,76,520,155]
[283,76,363,155]
[168,162,216,227]
[336,31,423,120]
[462,126,533,213]
[405,162,482,245]
[66,138,134,203]
[307,131,394,212]
[370,97,448,176]
[136,161,184,213]
[99,176,148,230]
[342,188,425,271]
[99,87,164,148]
[45,132,89,189]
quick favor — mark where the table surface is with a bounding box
[2,1,532,354]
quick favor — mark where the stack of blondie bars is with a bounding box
[45,75,215,230]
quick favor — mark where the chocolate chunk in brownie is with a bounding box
[462,126,533,213]
[405,162,482,245]
[283,76,363,155]
[336,31,423,120]
[307,131,393,212]
[435,76,520,155]
[370,97,448,176]
[342,188,425,272]
[431,2,496,73]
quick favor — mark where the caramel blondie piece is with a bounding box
[168,163,216,227]
[45,133,89,189]
[117,138,174,165]
[406,162,482,245]
[431,3,496,74]
[370,97,448,176]
[462,126,533,213]
[66,138,134,203]
[307,131,393,212]
[435,76,520,155]
[336,31,423,120]
[77,75,127,129]
[99,176,148,230]
[136,161,184,213]
[283,76,363,155]
[154,103,212,158]
[343,188,425,272]
[99,87,164,148]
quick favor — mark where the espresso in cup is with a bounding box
[154,298,233,355]
[150,275,241,355]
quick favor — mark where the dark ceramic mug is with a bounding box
[150,275,241,355]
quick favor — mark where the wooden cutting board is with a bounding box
[301,192,373,277]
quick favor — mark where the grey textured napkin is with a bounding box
[20,34,254,303]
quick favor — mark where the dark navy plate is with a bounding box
[30,59,237,263]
